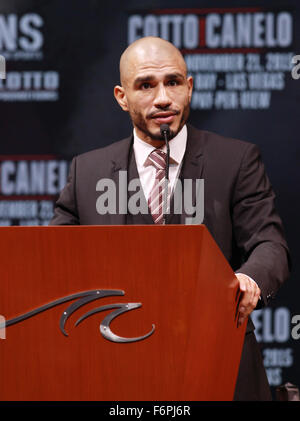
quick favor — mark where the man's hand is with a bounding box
[236,273,261,327]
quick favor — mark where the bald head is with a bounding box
[114,36,193,145]
[119,37,187,87]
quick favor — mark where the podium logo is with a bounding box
[3,290,155,343]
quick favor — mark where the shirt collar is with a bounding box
[133,125,187,168]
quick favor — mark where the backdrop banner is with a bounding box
[0,0,299,399]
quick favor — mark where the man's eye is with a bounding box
[168,80,178,86]
[141,83,151,89]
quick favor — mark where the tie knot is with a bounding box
[148,149,167,170]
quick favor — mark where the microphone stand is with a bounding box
[160,124,170,225]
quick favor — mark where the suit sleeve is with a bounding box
[232,143,291,307]
[49,157,80,225]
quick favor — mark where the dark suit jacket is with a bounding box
[50,124,290,399]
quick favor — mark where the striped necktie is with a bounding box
[148,149,169,224]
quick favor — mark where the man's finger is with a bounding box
[236,273,262,326]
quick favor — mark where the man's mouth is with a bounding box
[150,111,179,125]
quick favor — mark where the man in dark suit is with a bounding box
[50,37,290,400]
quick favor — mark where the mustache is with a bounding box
[147,109,180,118]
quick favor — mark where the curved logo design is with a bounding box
[2,290,155,343]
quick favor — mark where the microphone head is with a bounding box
[160,124,170,136]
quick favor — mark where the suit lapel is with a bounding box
[127,146,154,224]
[180,125,205,225]
[109,135,133,225]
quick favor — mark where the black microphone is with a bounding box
[160,124,170,224]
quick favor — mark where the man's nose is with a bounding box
[153,84,171,108]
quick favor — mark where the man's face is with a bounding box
[115,47,193,142]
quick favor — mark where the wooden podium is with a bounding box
[0,225,246,401]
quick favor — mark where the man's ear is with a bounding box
[114,85,129,111]
[187,76,193,103]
